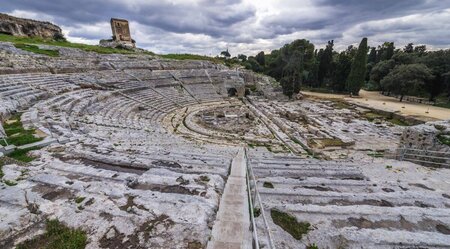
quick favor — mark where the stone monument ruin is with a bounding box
[100,18,136,48]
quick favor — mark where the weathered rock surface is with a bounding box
[0,13,63,39]
[0,35,449,249]
[398,120,450,167]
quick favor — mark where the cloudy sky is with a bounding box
[2,0,450,56]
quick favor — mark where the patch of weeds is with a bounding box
[248,85,257,92]
[265,145,273,152]
[437,134,450,146]
[388,118,409,126]
[271,209,311,240]
[367,152,384,158]
[385,165,393,169]
[363,111,410,126]
[0,116,43,146]
[160,53,222,63]
[434,124,446,131]
[16,219,87,249]
[0,159,5,179]
[307,244,319,249]
[263,181,274,188]
[14,43,59,57]
[309,138,346,148]
[253,208,261,217]
[320,138,346,147]
[199,175,210,182]
[75,196,86,204]
[332,100,352,110]
[4,179,17,186]
[363,112,384,122]
[7,147,39,162]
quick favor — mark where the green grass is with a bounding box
[363,111,410,126]
[368,152,384,158]
[4,179,17,186]
[437,134,450,146]
[7,147,39,162]
[14,43,59,57]
[363,112,384,122]
[0,34,138,55]
[0,158,5,179]
[75,197,86,204]
[0,115,43,147]
[253,208,261,217]
[306,244,319,249]
[271,209,311,240]
[16,219,87,249]
[388,118,409,126]
[160,53,221,63]
[248,85,257,92]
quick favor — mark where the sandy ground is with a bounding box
[302,90,450,121]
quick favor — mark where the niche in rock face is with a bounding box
[227,88,237,97]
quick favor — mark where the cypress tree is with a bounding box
[346,37,368,95]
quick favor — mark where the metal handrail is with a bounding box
[246,148,276,249]
[401,148,450,155]
[244,148,259,249]
[401,158,450,166]
[403,153,450,161]
[395,146,450,167]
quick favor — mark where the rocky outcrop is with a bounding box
[0,13,63,39]
[400,120,450,150]
[399,120,450,167]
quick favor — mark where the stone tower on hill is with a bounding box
[110,18,135,48]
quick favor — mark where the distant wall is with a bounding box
[0,13,63,39]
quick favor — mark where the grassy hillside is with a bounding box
[0,34,239,66]
[0,34,145,55]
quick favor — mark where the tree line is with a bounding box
[236,39,450,103]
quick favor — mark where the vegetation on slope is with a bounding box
[16,219,87,249]
[160,53,221,62]
[271,209,311,240]
[0,114,43,147]
[160,53,243,68]
[7,147,39,162]
[437,134,450,146]
[0,34,140,55]
[14,43,59,57]
[362,111,411,126]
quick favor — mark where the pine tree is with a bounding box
[346,37,368,96]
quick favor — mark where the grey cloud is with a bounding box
[1,0,255,38]
[1,0,449,55]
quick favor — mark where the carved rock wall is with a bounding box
[0,13,63,39]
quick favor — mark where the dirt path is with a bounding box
[302,90,450,121]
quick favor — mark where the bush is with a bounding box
[53,33,67,42]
